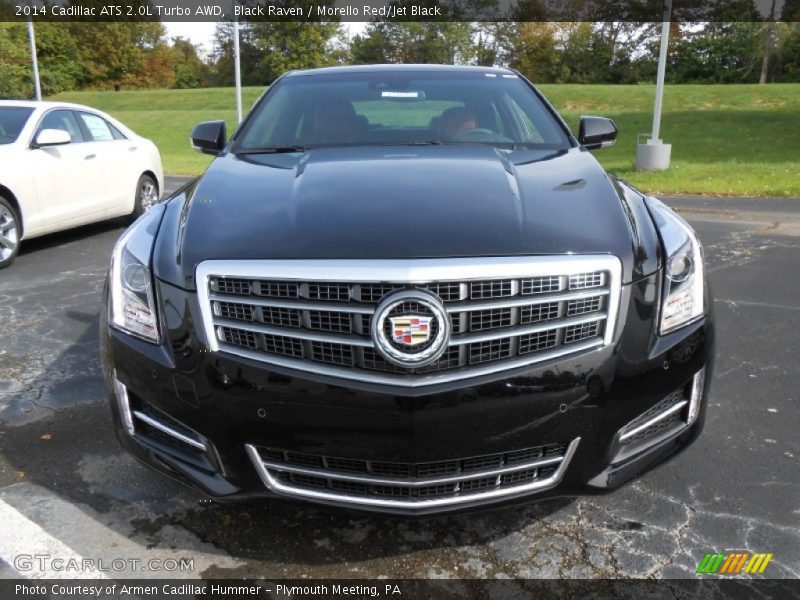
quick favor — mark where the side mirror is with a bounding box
[191,121,226,155]
[33,129,71,148]
[578,116,618,150]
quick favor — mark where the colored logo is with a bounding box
[390,316,432,346]
[696,551,773,575]
[372,290,451,368]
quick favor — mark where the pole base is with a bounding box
[636,140,672,171]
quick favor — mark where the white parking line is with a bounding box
[0,482,242,579]
[0,498,107,579]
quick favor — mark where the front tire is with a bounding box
[0,197,20,269]
[131,174,159,221]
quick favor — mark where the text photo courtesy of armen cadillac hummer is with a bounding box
[0,0,798,595]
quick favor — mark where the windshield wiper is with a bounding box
[402,141,444,146]
[237,145,309,154]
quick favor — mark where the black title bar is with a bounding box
[3,579,800,599]
[0,0,794,22]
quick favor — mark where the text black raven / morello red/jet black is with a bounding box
[101,65,714,515]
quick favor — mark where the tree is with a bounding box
[666,23,763,83]
[250,22,345,82]
[559,22,609,82]
[169,37,211,88]
[782,0,800,21]
[68,22,168,89]
[209,22,262,87]
[505,23,561,82]
[773,24,800,81]
[760,0,778,83]
[351,23,475,65]
[473,22,515,66]
[0,23,83,98]
[134,42,177,88]
[0,24,32,99]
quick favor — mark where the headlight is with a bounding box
[109,206,165,343]
[647,198,705,334]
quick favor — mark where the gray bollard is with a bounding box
[636,135,672,171]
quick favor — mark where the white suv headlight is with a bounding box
[109,206,164,343]
[647,198,705,335]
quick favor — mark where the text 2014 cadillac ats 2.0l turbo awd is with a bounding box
[101,65,714,514]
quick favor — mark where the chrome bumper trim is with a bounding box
[618,400,688,443]
[131,410,206,451]
[245,438,580,511]
[259,454,565,487]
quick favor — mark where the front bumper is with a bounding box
[101,272,714,515]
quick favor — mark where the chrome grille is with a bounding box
[220,326,257,349]
[470,279,514,299]
[564,321,600,344]
[310,341,353,366]
[308,282,350,301]
[261,306,300,328]
[522,275,561,295]
[308,310,352,333]
[567,296,603,316]
[358,284,399,303]
[197,257,622,388]
[246,439,580,510]
[262,333,303,358]
[519,330,558,354]
[469,337,513,364]
[216,301,254,322]
[212,277,251,295]
[569,272,605,290]
[520,301,560,323]
[255,280,299,298]
[426,282,464,302]
[470,308,513,331]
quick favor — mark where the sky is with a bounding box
[163,22,218,55]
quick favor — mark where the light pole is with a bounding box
[636,0,673,171]
[27,17,42,101]
[233,20,243,124]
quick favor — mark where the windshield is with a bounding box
[235,71,572,151]
[0,107,33,145]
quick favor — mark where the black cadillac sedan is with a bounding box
[101,65,714,515]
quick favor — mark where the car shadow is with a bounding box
[17,219,127,258]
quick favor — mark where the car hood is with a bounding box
[156,145,644,288]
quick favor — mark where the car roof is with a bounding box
[284,64,517,78]
[0,99,101,112]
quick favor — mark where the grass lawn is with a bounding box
[51,83,800,197]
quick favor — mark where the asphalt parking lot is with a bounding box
[0,177,798,580]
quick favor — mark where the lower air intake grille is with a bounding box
[246,439,580,510]
[618,389,689,446]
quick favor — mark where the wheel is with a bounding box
[131,174,159,220]
[0,197,20,269]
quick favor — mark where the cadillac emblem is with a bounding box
[390,316,432,346]
[372,290,451,368]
